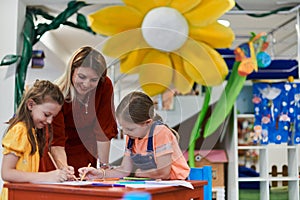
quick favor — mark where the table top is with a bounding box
[5,180,207,200]
[5,180,206,192]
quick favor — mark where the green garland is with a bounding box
[0,1,94,111]
[235,2,294,18]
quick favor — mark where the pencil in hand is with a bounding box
[56,159,78,181]
[80,163,91,181]
[48,152,78,181]
[48,152,59,169]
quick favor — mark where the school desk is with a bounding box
[4,180,207,200]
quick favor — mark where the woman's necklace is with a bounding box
[77,95,90,114]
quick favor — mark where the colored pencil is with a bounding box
[80,163,91,181]
[91,183,125,187]
[48,152,78,181]
[56,159,79,181]
[47,152,58,169]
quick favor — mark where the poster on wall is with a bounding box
[252,81,300,145]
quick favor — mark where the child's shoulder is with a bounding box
[155,124,176,138]
[10,121,27,131]
[155,124,172,132]
[3,121,29,154]
[6,121,28,137]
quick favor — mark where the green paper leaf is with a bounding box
[0,55,21,66]
[77,13,88,29]
[203,62,246,138]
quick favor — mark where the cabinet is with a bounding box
[225,84,300,200]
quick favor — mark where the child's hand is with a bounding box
[78,167,102,180]
[45,169,68,182]
[61,165,76,181]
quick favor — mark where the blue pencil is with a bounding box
[92,183,125,187]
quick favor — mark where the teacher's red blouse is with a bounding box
[40,77,118,174]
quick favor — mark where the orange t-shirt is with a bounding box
[125,125,190,180]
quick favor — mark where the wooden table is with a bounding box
[4,180,207,200]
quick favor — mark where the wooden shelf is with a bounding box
[226,86,300,200]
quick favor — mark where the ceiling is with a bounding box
[226,0,300,59]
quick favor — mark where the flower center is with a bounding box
[141,7,189,52]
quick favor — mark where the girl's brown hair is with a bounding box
[5,80,64,156]
[116,91,180,141]
[116,91,154,124]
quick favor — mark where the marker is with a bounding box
[92,183,125,187]
[117,181,145,184]
[123,177,153,181]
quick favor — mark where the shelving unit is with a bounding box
[226,85,300,200]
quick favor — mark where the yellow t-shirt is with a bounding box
[1,122,39,200]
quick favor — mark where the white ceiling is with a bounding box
[27,0,300,60]
[227,0,300,59]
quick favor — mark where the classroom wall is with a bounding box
[0,0,27,189]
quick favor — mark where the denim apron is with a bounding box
[127,121,163,170]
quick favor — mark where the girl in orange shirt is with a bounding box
[79,91,190,180]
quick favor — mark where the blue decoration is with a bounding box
[31,50,45,68]
[216,49,298,80]
[256,51,271,68]
[253,82,300,145]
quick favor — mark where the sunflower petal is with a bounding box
[190,21,235,48]
[123,0,157,15]
[102,29,149,58]
[88,6,143,35]
[170,0,201,14]
[120,49,150,74]
[170,53,194,94]
[179,39,228,86]
[139,50,173,96]
[184,0,235,27]
[154,0,172,6]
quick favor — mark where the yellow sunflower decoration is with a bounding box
[89,0,235,96]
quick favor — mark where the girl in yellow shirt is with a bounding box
[1,80,72,200]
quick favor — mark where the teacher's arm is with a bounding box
[50,146,68,168]
[95,77,119,166]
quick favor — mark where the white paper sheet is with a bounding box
[145,180,194,189]
[30,181,92,186]
[124,180,194,189]
[31,180,194,189]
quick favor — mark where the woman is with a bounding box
[39,46,118,176]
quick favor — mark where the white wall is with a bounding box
[27,42,65,84]
[0,0,27,190]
